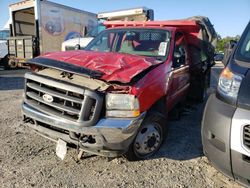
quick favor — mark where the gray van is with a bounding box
[202,21,250,187]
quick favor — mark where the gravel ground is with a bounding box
[0,64,242,188]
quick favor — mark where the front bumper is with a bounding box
[202,94,250,187]
[22,102,145,157]
[201,94,236,179]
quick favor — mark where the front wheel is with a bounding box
[125,115,166,161]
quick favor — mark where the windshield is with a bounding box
[85,28,170,59]
[235,23,250,62]
[86,23,106,37]
[0,30,9,40]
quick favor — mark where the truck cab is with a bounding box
[61,7,154,51]
[22,17,216,160]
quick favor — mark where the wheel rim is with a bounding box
[133,122,162,158]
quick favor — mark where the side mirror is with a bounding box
[75,44,80,50]
[222,40,237,66]
[173,51,183,68]
[224,40,237,50]
[174,51,181,59]
[229,40,237,49]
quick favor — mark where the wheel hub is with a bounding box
[147,136,157,148]
[134,123,162,156]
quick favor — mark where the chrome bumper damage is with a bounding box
[22,102,145,157]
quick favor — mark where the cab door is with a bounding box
[166,32,190,111]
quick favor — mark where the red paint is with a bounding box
[129,36,190,113]
[35,19,211,114]
[41,50,162,83]
[105,20,201,48]
[104,20,199,28]
[130,62,172,112]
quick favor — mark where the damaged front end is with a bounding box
[22,27,169,159]
[22,57,147,158]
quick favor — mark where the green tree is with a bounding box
[216,35,240,53]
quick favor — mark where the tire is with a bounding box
[196,83,206,103]
[125,114,166,161]
[196,73,209,103]
[1,55,10,70]
[8,59,18,69]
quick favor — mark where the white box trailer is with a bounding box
[8,0,97,67]
[61,7,154,51]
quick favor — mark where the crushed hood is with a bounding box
[30,50,162,83]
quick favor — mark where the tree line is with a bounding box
[216,34,240,53]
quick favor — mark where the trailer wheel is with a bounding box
[125,115,166,161]
[8,59,17,69]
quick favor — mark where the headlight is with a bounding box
[106,93,140,118]
[217,67,243,105]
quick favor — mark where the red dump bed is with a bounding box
[104,17,217,48]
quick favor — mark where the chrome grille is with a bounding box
[243,125,250,149]
[24,72,102,125]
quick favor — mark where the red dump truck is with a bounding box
[22,17,217,160]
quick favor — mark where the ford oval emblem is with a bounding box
[42,93,53,103]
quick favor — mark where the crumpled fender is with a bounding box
[130,62,172,112]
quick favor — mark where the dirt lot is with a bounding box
[0,64,242,188]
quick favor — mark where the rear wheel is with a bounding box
[196,82,206,102]
[196,72,210,103]
[125,115,166,161]
[8,59,18,69]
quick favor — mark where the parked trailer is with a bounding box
[7,0,97,68]
[61,7,154,51]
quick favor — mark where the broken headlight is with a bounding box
[106,93,140,118]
